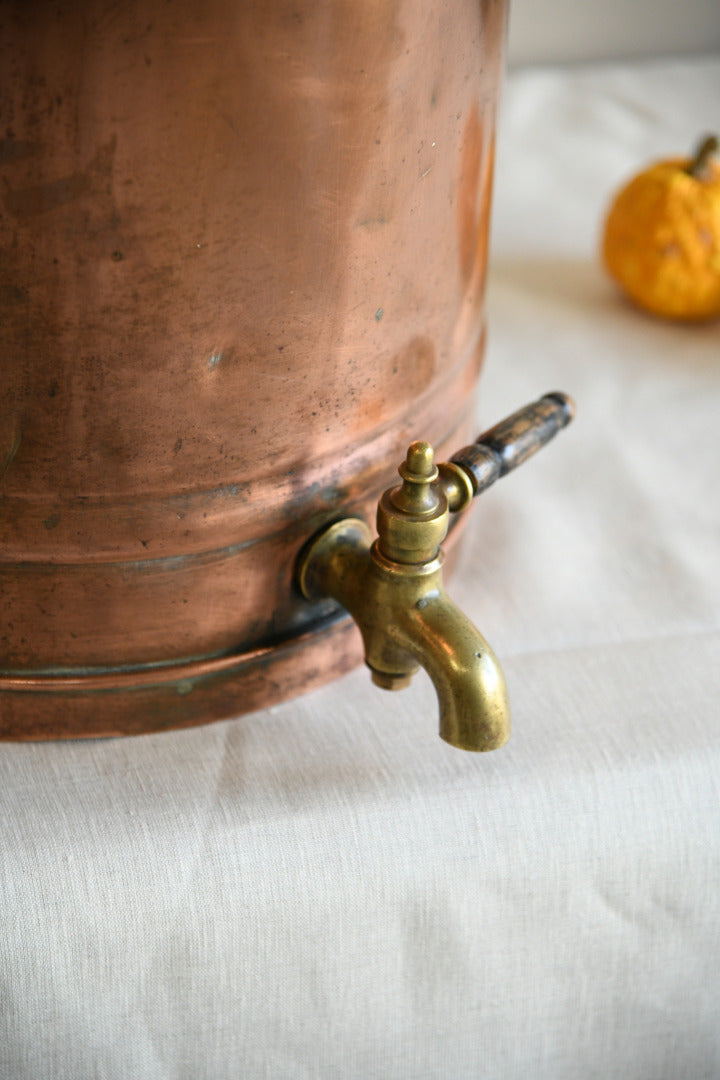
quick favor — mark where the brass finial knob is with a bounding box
[375,439,449,565]
[400,440,437,481]
[392,441,441,517]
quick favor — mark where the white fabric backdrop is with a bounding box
[2,57,719,1079]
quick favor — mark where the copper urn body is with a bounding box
[0,0,507,738]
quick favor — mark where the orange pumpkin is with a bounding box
[602,135,720,321]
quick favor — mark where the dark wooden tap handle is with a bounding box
[449,392,575,497]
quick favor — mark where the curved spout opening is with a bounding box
[392,595,511,752]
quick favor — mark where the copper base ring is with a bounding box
[0,611,363,741]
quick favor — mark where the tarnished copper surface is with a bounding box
[0,0,507,738]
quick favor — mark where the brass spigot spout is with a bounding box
[298,517,510,751]
[380,582,511,752]
[296,392,574,751]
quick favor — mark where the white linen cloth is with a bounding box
[2,57,719,1079]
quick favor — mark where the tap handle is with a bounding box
[447,392,574,501]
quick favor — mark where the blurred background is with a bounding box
[508,0,720,66]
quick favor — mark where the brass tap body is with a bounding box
[297,393,574,752]
[298,441,510,751]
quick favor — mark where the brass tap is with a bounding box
[297,392,574,751]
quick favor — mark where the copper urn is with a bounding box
[0,0,510,738]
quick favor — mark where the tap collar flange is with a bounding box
[370,540,444,579]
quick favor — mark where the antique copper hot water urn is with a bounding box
[0,1,572,746]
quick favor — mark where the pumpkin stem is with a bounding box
[687,134,718,180]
